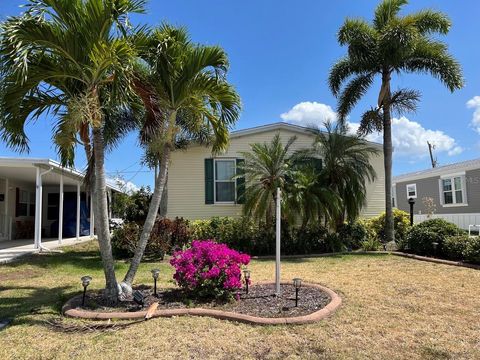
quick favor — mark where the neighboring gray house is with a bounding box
[393,158,480,229]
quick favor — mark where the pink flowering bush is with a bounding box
[170,240,251,299]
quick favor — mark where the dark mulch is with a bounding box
[81,283,331,318]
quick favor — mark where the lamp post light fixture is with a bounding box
[81,275,92,306]
[408,197,415,226]
[293,278,302,307]
[151,269,160,296]
[243,269,251,294]
[432,242,439,256]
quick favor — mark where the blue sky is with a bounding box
[1,0,479,189]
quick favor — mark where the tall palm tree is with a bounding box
[312,122,379,229]
[121,24,241,289]
[0,0,145,303]
[328,0,463,242]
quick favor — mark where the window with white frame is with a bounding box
[441,175,466,205]
[17,189,35,217]
[406,183,417,198]
[214,159,236,203]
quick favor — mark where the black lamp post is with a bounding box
[408,197,415,226]
[293,278,302,307]
[81,275,92,306]
[243,269,251,294]
[151,269,160,296]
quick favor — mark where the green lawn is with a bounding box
[1,241,479,359]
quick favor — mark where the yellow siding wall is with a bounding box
[166,127,385,220]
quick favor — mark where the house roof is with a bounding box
[230,122,383,148]
[393,158,480,183]
[0,157,121,192]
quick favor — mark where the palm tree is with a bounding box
[238,133,297,226]
[328,0,463,242]
[0,0,145,303]
[121,24,241,288]
[284,165,339,228]
[312,122,379,229]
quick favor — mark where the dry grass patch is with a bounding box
[0,242,479,359]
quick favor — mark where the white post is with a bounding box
[76,182,80,240]
[89,193,94,238]
[58,174,64,244]
[34,167,42,249]
[4,178,8,215]
[4,178,9,240]
[275,187,281,295]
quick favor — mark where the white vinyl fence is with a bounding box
[414,213,480,230]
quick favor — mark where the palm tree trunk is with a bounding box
[123,145,170,285]
[122,110,177,287]
[92,127,119,304]
[382,76,395,243]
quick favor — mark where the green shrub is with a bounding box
[463,236,480,264]
[338,222,368,250]
[366,209,411,243]
[111,222,140,257]
[403,226,441,256]
[415,218,464,238]
[442,235,469,260]
[111,217,191,259]
[361,237,381,251]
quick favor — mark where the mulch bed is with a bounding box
[82,283,331,318]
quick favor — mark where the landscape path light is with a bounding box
[243,269,251,294]
[81,275,92,306]
[151,268,160,296]
[293,278,302,307]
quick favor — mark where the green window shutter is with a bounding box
[236,158,245,204]
[205,158,214,204]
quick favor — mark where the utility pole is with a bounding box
[427,141,437,168]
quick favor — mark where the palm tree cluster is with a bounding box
[239,123,379,231]
[0,0,240,303]
[0,0,463,303]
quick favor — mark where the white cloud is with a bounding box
[280,101,337,127]
[380,116,463,157]
[467,96,480,133]
[281,101,463,159]
[109,177,140,194]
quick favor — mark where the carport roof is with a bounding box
[0,157,121,191]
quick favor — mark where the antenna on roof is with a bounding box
[427,141,438,168]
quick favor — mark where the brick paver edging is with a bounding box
[62,282,342,325]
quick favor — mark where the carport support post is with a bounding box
[34,167,42,249]
[76,182,80,240]
[58,174,64,244]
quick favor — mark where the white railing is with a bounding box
[0,215,12,241]
[414,213,480,231]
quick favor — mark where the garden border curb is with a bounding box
[62,282,342,325]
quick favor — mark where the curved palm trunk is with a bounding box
[382,76,394,243]
[92,127,119,304]
[123,145,170,285]
[123,110,177,287]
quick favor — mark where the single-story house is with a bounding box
[0,157,120,249]
[393,158,480,229]
[166,122,386,220]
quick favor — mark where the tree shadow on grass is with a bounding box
[0,284,78,322]
[2,248,107,272]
